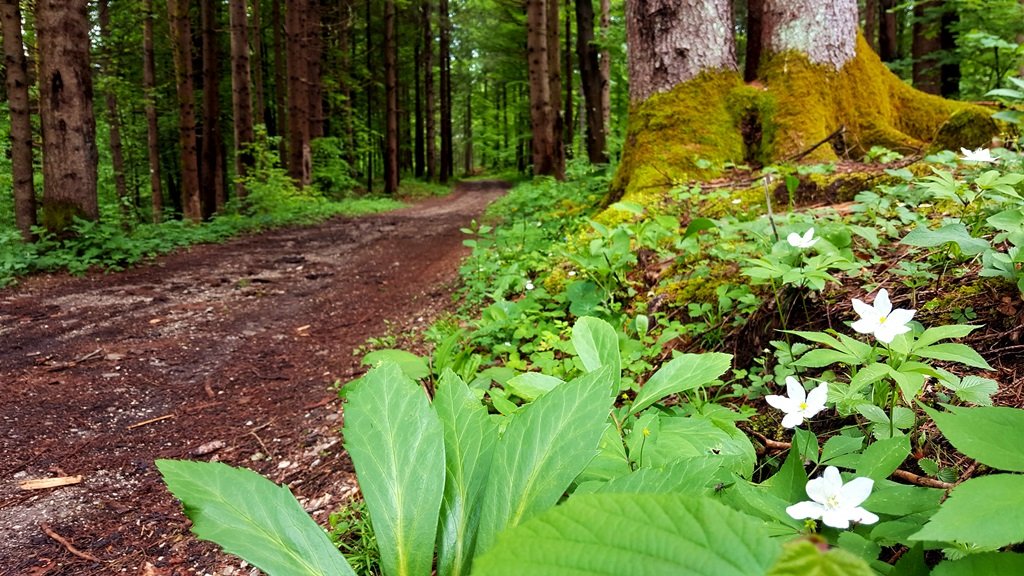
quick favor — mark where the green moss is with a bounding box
[921,280,995,318]
[656,261,742,307]
[930,107,999,153]
[41,199,91,237]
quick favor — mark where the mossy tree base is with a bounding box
[609,35,998,205]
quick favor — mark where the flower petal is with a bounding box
[765,394,796,412]
[787,232,802,247]
[805,382,829,410]
[875,289,892,316]
[821,466,844,491]
[874,326,897,344]
[850,507,880,525]
[804,476,832,504]
[785,376,806,403]
[851,298,875,321]
[786,501,825,521]
[781,412,804,428]
[887,308,916,326]
[821,509,852,529]
[838,477,874,507]
[850,317,877,335]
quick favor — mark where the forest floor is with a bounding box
[0,181,509,575]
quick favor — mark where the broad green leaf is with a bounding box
[856,435,910,481]
[475,367,616,556]
[923,405,1024,471]
[943,374,998,406]
[911,475,1024,548]
[631,352,732,415]
[848,363,891,394]
[785,330,844,350]
[794,348,857,368]
[594,457,722,495]
[792,428,819,464]
[721,478,803,530]
[836,531,881,565]
[864,480,942,516]
[933,553,1024,576]
[820,435,863,465]
[572,316,621,380]
[157,460,354,576]
[762,447,808,503]
[343,363,445,576]
[576,425,631,485]
[913,343,992,370]
[683,217,717,238]
[362,349,430,381]
[473,494,780,576]
[639,414,756,478]
[505,372,564,401]
[901,224,990,256]
[433,371,498,576]
[913,324,979,349]
[766,540,873,576]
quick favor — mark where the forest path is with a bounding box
[0,180,509,575]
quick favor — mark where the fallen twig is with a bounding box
[126,414,174,429]
[891,469,954,490]
[41,523,102,563]
[19,475,83,491]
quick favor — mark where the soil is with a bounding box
[0,181,509,575]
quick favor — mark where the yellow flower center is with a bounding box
[878,315,888,324]
[826,495,840,509]
[799,402,808,410]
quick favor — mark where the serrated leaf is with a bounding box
[157,460,354,576]
[856,435,910,480]
[765,539,873,576]
[911,475,1024,548]
[913,343,992,370]
[945,375,998,406]
[594,457,722,495]
[473,493,780,576]
[933,552,1024,576]
[362,349,431,381]
[433,370,498,576]
[631,352,732,415]
[475,367,616,556]
[923,405,1024,471]
[505,372,564,401]
[572,316,621,380]
[343,363,445,576]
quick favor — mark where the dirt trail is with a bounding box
[0,181,507,575]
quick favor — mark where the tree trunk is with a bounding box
[168,0,202,221]
[879,0,899,62]
[744,0,763,82]
[98,0,131,222]
[307,3,324,139]
[229,0,255,200]
[272,0,287,157]
[563,0,573,156]
[383,0,399,193]
[0,0,36,240]
[339,0,356,170]
[546,0,565,176]
[863,0,878,52]
[201,0,225,214]
[439,0,453,182]
[37,0,99,234]
[912,0,941,95]
[526,0,559,177]
[763,0,856,68]
[423,0,436,181]
[414,40,424,178]
[598,0,610,140]
[626,0,736,103]
[143,0,163,223]
[939,7,960,97]
[286,0,311,186]
[251,0,266,129]
[575,0,607,163]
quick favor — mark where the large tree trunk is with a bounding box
[229,0,255,200]
[272,0,287,156]
[562,0,573,157]
[37,0,99,234]
[526,0,560,177]
[744,0,763,82]
[439,0,453,182]
[251,0,266,129]
[306,3,324,139]
[0,0,36,240]
[143,0,163,223]
[912,1,941,95]
[879,0,899,62]
[286,0,311,186]
[575,0,607,163]
[863,0,878,52]
[546,0,565,177]
[610,0,996,204]
[98,0,131,222]
[598,0,610,140]
[383,0,399,193]
[423,0,436,181]
[168,0,202,221]
[201,0,225,214]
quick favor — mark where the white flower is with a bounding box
[960,147,997,163]
[568,270,577,277]
[851,288,915,344]
[525,281,535,291]
[765,377,828,428]
[787,228,819,249]
[786,466,879,529]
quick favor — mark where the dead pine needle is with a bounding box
[41,523,103,563]
[126,414,175,430]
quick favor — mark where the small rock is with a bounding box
[277,460,291,469]
[193,440,226,456]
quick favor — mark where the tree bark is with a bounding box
[762,0,857,69]
[939,7,959,97]
[414,39,424,178]
[272,0,287,156]
[744,0,763,82]
[575,0,607,163]
[546,0,565,176]
[167,0,202,221]
[0,0,36,240]
[229,0,255,200]
[286,0,311,186]
[37,0,99,234]
[526,0,559,176]
[598,0,610,143]
[423,0,436,181]
[439,0,453,182]
[863,0,878,52]
[201,0,225,214]
[307,3,324,139]
[563,0,573,156]
[879,0,899,62]
[626,0,736,103]
[98,0,131,222]
[383,0,399,193]
[251,0,266,128]
[143,0,163,223]
[912,0,941,94]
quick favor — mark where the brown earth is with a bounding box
[0,181,508,575]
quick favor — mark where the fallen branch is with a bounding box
[41,523,102,563]
[891,469,954,490]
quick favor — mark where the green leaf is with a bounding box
[343,362,445,576]
[913,343,992,370]
[594,457,722,495]
[913,324,980,349]
[856,435,910,481]
[638,414,756,478]
[683,217,717,238]
[901,224,990,256]
[473,494,780,576]
[631,352,732,415]
[848,363,891,394]
[505,372,564,401]
[157,460,353,576]
[923,405,1024,471]
[792,428,819,465]
[943,375,998,406]
[762,447,809,503]
[362,349,431,381]
[933,553,1024,576]
[572,316,621,380]
[766,540,874,576]
[433,371,498,576]
[864,480,942,516]
[911,475,1024,548]
[820,435,864,465]
[794,348,857,368]
[475,367,616,556]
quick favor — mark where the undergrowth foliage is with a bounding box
[160,145,1024,575]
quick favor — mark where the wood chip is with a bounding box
[192,440,226,456]
[19,475,83,491]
